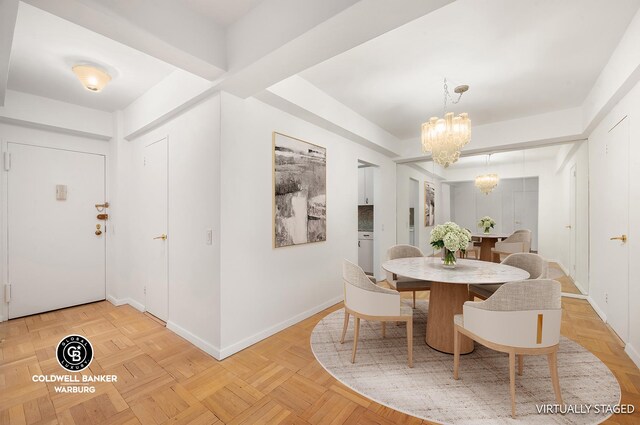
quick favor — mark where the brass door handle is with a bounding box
[565,225,572,229]
[610,234,627,243]
[153,234,167,240]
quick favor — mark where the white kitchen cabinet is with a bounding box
[358,167,374,205]
[358,235,374,274]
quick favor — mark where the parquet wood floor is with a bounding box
[1,291,638,424]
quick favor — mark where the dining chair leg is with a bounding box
[548,350,563,405]
[453,326,461,380]
[382,321,386,338]
[518,354,524,376]
[407,319,413,368]
[351,317,360,364]
[509,351,517,418]
[340,311,350,344]
[412,291,416,308]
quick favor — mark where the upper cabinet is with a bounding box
[358,167,374,205]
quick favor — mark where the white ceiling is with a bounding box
[300,0,640,140]
[180,0,264,27]
[7,3,177,112]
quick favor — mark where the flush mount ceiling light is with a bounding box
[72,64,111,92]
[421,78,471,168]
[475,154,499,195]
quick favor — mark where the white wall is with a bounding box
[218,91,397,357]
[115,94,221,355]
[588,79,640,367]
[395,164,445,255]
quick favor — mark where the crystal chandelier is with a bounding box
[475,155,499,194]
[475,173,499,194]
[421,78,471,168]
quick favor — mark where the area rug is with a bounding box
[310,301,620,425]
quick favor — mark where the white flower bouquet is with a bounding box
[478,216,496,234]
[430,222,471,267]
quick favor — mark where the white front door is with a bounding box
[144,138,168,321]
[6,143,106,319]
[602,117,629,341]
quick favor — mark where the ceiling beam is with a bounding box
[221,0,453,98]
[0,0,19,106]
[23,0,227,80]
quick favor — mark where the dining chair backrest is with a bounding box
[388,245,424,260]
[462,279,561,348]
[504,230,532,252]
[502,253,548,279]
[386,245,424,282]
[343,260,400,317]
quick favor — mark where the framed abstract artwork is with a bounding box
[425,181,435,227]
[273,132,327,248]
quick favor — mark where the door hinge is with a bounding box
[4,284,10,303]
[143,286,146,295]
[3,152,11,171]
[143,157,146,166]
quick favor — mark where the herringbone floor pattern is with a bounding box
[1,291,638,424]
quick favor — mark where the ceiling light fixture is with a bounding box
[475,154,499,195]
[421,78,471,168]
[72,64,111,92]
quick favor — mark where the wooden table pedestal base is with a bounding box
[426,282,474,354]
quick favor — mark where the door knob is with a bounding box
[565,225,572,229]
[610,234,627,243]
[153,234,168,240]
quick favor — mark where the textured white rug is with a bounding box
[310,301,620,425]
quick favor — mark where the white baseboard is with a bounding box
[106,294,145,312]
[217,295,343,360]
[167,320,221,360]
[625,343,640,369]
[562,292,587,300]
[587,295,607,323]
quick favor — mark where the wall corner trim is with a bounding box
[625,343,640,369]
[166,321,221,360]
[218,295,344,360]
[106,295,145,312]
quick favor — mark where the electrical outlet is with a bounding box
[144,286,146,295]
[605,293,608,303]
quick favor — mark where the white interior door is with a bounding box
[7,143,106,318]
[144,138,169,321]
[513,190,538,251]
[602,117,629,341]
[569,164,577,279]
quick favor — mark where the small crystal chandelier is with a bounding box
[475,154,499,194]
[421,78,471,168]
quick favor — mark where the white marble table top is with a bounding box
[382,257,530,285]
[470,233,511,239]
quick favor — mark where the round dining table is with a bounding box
[382,257,530,354]
[471,233,511,261]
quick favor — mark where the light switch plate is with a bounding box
[206,229,213,245]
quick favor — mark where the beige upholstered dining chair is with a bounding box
[341,260,414,367]
[460,241,480,259]
[491,230,532,261]
[453,279,563,418]
[385,245,431,308]
[470,253,548,300]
